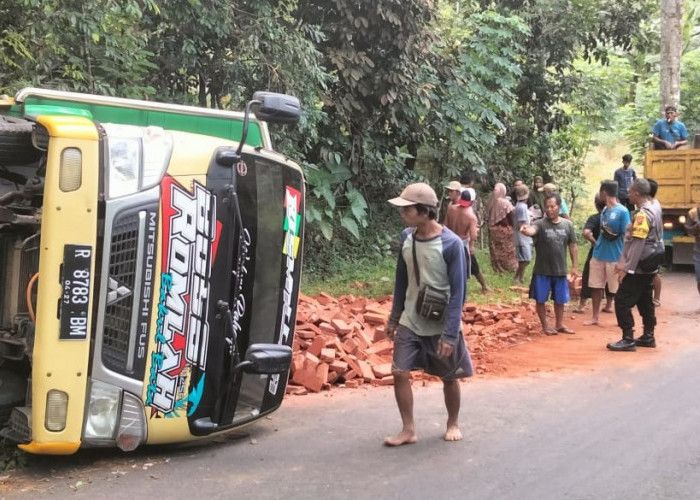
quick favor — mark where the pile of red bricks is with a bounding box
[287,289,542,395]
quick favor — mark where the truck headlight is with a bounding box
[104,124,172,199]
[83,379,121,441]
[116,391,147,452]
[45,390,68,432]
[82,380,148,450]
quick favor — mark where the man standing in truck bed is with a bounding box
[652,105,688,150]
[613,154,636,212]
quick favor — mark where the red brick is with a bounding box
[372,363,393,379]
[327,371,340,384]
[373,326,386,342]
[304,352,320,371]
[296,330,317,340]
[342,338,359,354]
[307,336,326,357]
[297,367,323,393]
[370,376,394,386]
[319,348,336,363]
[356,329,373,349]
[366,339,393,355]
[331,319,353,336]
[363,312,387,325]
[316,363,330,385]
[319,322,336,335]
[329,359,349,373]
[358,360,376,381]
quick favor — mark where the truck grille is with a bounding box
[102,213,139,372]
[16,234,40,316]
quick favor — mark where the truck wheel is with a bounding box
[0,117,42,165]
[0,369,26,425]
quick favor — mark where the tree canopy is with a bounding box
[0,0,688,269]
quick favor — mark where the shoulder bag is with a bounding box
[412,233,449,321]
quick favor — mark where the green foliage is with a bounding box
[0,0,663,282]
[415,7,528,179]
[477,0,654,191]
[9,0,158,96]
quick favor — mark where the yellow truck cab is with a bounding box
[645,147,700,265]
[0,88,304,454]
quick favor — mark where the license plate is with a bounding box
[60,245,93,340]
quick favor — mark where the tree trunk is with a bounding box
[659,0,683,115]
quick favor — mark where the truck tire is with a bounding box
[0,369,26,425]
[0,117,42,165]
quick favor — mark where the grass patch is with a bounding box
[301,255,396,298]
[301,241,590,305]
[301,248,532,305]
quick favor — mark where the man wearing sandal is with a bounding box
[585,181,630,326]
[521,193,579,335]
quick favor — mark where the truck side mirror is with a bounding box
[251,92,301,125]
[239,344,292,375]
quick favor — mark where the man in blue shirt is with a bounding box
[585,180,630,326]
[652,105,688,150]
[613,154,636,212]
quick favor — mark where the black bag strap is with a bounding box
[411,230,421,287]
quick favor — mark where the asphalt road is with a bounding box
[5,271,700,499]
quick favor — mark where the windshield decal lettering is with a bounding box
[269,185,301,395]
[146,176,220,417]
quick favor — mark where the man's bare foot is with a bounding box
[444,425,463,442]
[602,306,613,313]
[583,318,598,326]
[543,328,558,335]
[384,431,417,447]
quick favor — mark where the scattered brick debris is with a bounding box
[286,292,545,395]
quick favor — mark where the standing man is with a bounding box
[512,184,532,284]
[444,181,463,206]
[444,190,489,293]
[539,183,570,219]
[584,180,630,326]
[521,193,579,335]
[459,172,477,204]
[613,154,637,212]
[684,204,700,299]
[509,178,525,206]
[608,178,663,352]
[439,180,463,222]
[385,183,473,446]
[652,105,688,150]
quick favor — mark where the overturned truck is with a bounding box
[0,88,304,454]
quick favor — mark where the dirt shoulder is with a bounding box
[483,271,700,378]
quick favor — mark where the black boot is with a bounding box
[607,330,636,352]
[635,331,656,348]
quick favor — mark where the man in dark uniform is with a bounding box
[607,178,663,351]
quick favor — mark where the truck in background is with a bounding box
[0,88,304,454]
[644,148,700,265]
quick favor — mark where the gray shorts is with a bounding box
[392,325,474,380]
[516,244,532,263]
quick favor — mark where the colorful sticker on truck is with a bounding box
[268,185,302,396]
[146,176,222,416]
